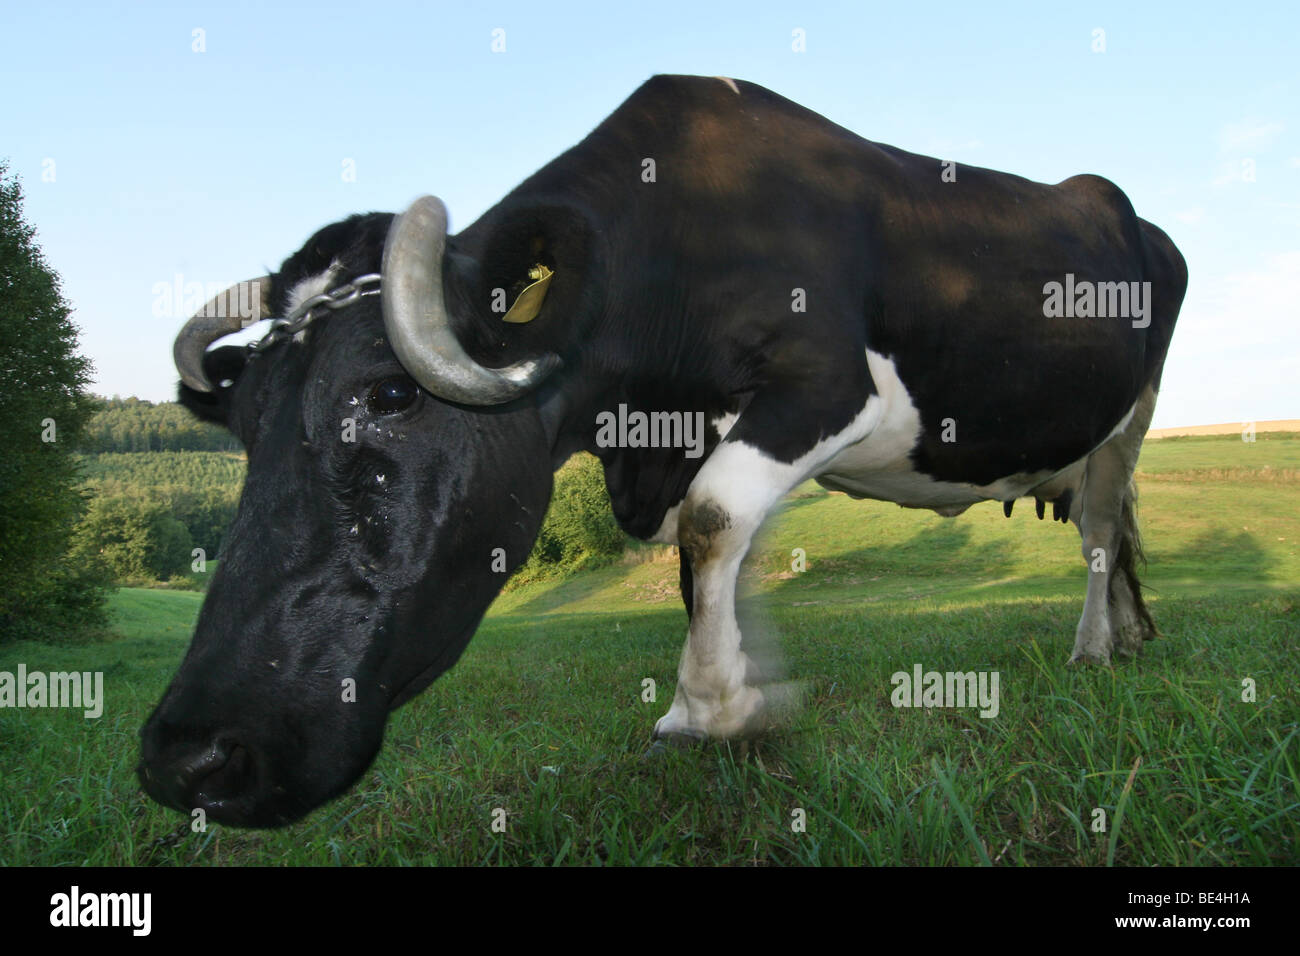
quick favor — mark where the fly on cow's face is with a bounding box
[145,74,1186,828]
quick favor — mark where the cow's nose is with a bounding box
[138,737,256,816]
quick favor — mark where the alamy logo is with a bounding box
[1042,273,1152,328]
[0,665,103,718]
[151,275,265,322]
[890,664,999,718]
[595,404,706,459]
[49,886,151,936]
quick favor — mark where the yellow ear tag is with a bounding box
[502,264,554,324]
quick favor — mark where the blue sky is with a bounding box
[3,0,1296,427]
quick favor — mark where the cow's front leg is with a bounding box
[651,371,876,740]
[653,495,770,740]
[651,425,837,740]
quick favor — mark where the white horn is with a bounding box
[381,196,558,405]
[174,277,271,392]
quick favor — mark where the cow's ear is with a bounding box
[178,345,248,427]
[473,203,599,335]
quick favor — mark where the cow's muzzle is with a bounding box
[138,734,287,827]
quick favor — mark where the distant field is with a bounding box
[1,433,1296,865]
[1147,420,1300,439]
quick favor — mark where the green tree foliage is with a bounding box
[0,162,110,642]
[74,404,245,579]
[77,451,244,557]
[80,396,239,452]
[70,496,194,582]
[511,453,627,584]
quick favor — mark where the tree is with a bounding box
[0,161,110,641]
[71,496,194,582]
[543,453,627,564]
[510,453,627,584]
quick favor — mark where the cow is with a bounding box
[140,75,1186,827]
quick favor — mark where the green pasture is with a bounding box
[1,433,1296,865]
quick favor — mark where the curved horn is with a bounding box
[173,277,272,392]
[381,195,559,406]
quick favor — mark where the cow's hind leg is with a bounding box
[1070,386,1158,664]
[1107,486,1158,658]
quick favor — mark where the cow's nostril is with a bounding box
[195,744,253,801]
[180,739,232,787]
[139,736,259,817]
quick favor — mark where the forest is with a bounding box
[71,396,624,588]
[72,398,246,585]
[80,396,241,452]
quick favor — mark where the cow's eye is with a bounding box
[367,376,419,415]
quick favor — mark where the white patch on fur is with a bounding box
[654,353,1144,544]
[688,404,879,527]
[714,76,740,95]
[816,351,1140,509]
[711,411,739,441]
[1104,401,1138,444]
[647,412,742,546]
[284,261,341,341]
[650,503,681,545]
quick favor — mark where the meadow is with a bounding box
[1,433,1296,865]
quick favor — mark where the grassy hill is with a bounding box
[1,433,1296,865]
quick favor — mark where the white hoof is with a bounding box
[654,680,802,740]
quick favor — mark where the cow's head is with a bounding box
[139,197,600,826]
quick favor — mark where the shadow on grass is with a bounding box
[760,517,1019,592]
[502,562,662,618]
[1157,528,1274,586]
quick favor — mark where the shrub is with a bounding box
[510,453,626,585]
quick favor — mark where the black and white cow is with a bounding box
[141,75,1186,826]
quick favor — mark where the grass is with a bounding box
[1,433,1296,865]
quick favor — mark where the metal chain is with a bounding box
[245,273,382,356]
